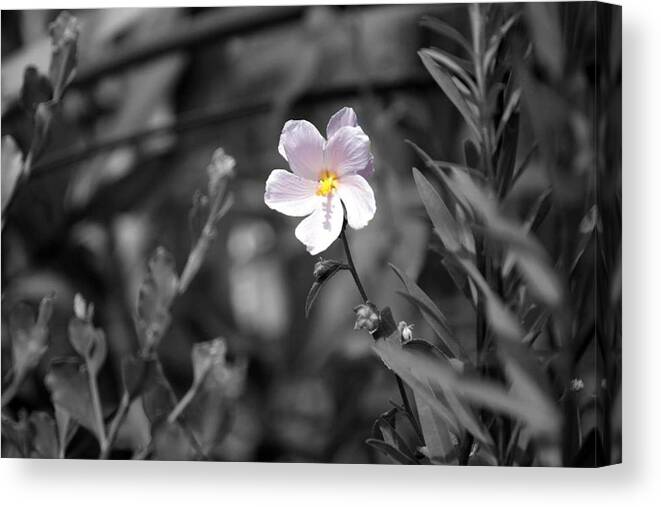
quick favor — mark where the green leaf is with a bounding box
[140,358,178,425]
[496,88,521,142]
[435,161,562,309]
[412,168,461,253]
[414,395,456,464]
[121,355,158,401]
[68,317,107,375]
[366,438,417,465]
[390,264,467,360]
[45,359,100,439]
[29,101,55,162]
[523,188,553,233]
[20,66,52,114]
[1,136,25,217]
[419,50,480,139]
[151,421,195,461]
[407,141,475,219]
[305,260,348,317]
[9,295,53,384]
[424,47,478,97]
[1,413,30,457]
[405,340,492,447]
[485,14,520,72]
[499,348,559,442]
[137,247,179,351]
[463,139,480,168]
[524,3,564,80]
[373,333,560,438]
[29,412,59,459]
[451,253,524,342]
[372,409,417,461]
[420,16,474,56]
[479,218,562,308]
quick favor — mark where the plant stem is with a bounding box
[87,368,107,449]
[99,391,131,459]
[339,227,368,303]
[167,382,199,424]
[0,376,22,408]
[339,226,423,444]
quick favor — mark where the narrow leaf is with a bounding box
[366,438,417,465]
[419,50,480,139]
[420,16,474,56]
[412,167,461,253]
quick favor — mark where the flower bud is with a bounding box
[207,147,235,195]
[353,302,380,334]
[397,321,414,343]
[313,258,346,282]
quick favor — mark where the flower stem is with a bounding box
[87,367,107,449]
[0,375,22,408]
[167,382,199,425]
[339,227,368,303]
[339,226,422,446]
[100,391,130,459]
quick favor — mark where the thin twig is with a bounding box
[339,227,368,303]
[99,391,130,459]
[167,383,199,425]
[0,377,22,408]
[87,367,107,449]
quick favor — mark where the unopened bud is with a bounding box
[313,258,346,282]
[353,302,380,334]
[397,321,414,343]
[207,148,235,192]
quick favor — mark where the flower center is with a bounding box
[316,171,339,197]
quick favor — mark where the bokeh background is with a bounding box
[1,4,620,463]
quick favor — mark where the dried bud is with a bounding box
[397,321,414,343]
[313,258,347,282]
[207,148,235,195]
[73,293,94,322]
[353,302,380,334]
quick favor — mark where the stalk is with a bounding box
[339,224,423,443]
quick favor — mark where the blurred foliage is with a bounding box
[1,4,619,465]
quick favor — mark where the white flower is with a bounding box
[264,107,376,255]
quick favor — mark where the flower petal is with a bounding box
[357,154,375,179]
[264,169,319,217]
[326,107,357,139]
[337,174,376,229]
[324,126,371,177]
[294,194,343,255]
[278,120,325,180]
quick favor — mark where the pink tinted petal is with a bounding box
[337,174,376,230]
[324,126,371,177]
[278,120,325,180]
[294,194,343,255]
[264,169,319,217]
[326,107,357,139]
[357,154,375,179]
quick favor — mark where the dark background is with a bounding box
[1,4,620,463]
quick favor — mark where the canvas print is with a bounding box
[1,2,621,466]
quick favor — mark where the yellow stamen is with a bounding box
[316,171,339,197]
